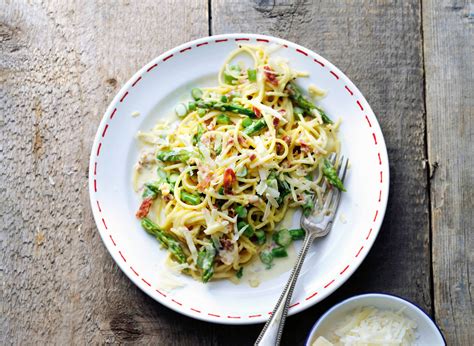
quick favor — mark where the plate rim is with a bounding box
[88,33,390,325]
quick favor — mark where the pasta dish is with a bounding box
[133,44,344,283]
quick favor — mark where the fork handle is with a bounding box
[255,233,315,346]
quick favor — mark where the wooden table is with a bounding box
[1,1,472,344]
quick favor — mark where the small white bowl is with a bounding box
[306,293,445,345]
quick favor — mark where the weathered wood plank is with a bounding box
[422,1,473,344]
[0,1,208,344]
[212,0,431,344]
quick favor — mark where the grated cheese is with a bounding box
[176,226,198,265]
[316,306,418,346]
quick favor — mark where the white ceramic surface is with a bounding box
[306,293,445,345]
[89,33,389,324]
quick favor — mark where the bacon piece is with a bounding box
[253,106,262,118]
[237,135,247,147]
[223,168,236,194]
[249,153,256,161]
[273,117,280,127]
[299,141,311,153]
[263,65,278,86]
[163,194,173,202]
[197,173,212,192]
[276,142,283,154]
[220,238,233,250]
[136,198,153,218]
[282,135,291,145]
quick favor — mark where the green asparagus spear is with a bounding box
[273,229,292,247]
[142,185,158,199]
[180,190,202,205]
[254,230,266,245]
[197,245,216,282]
[238,221,254,237]
[271,246,288,258]
[243,119,267,136]
[156,149,192,163]
[141,218,186,263]
[235,205,248,218]
[276,174,291,204]
[289,228,305,240]
[259,249,273,269]
[223,65,241,85]
[192,124,204,145]
[188,101,197,111]
[195,100,255,117]
[322,159,346,191]
[286,82,333,124]
[302,193,314,216]
[216,114,231,125]
[191,88,203,100]
[241,117,253,128]
[142,167,169,198]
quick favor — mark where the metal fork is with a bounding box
[255,155,349,346]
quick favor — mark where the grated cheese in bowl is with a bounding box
[313,306,418,346]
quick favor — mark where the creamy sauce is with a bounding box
[240,208,300,287]
[133,112,179,192]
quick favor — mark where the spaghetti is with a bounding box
[133,44,342,282]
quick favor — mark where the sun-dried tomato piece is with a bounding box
[263,65,278,86]
[223,168,236,194]
[253,106,262,118]
[136,198,153,218]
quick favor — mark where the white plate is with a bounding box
[305,293,445,345]
[89,33,389,324]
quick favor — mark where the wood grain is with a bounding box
[212,1,431,344]
[0,0,209,344]
[423,0,474,344]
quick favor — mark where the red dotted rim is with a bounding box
[89,34,389,324]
